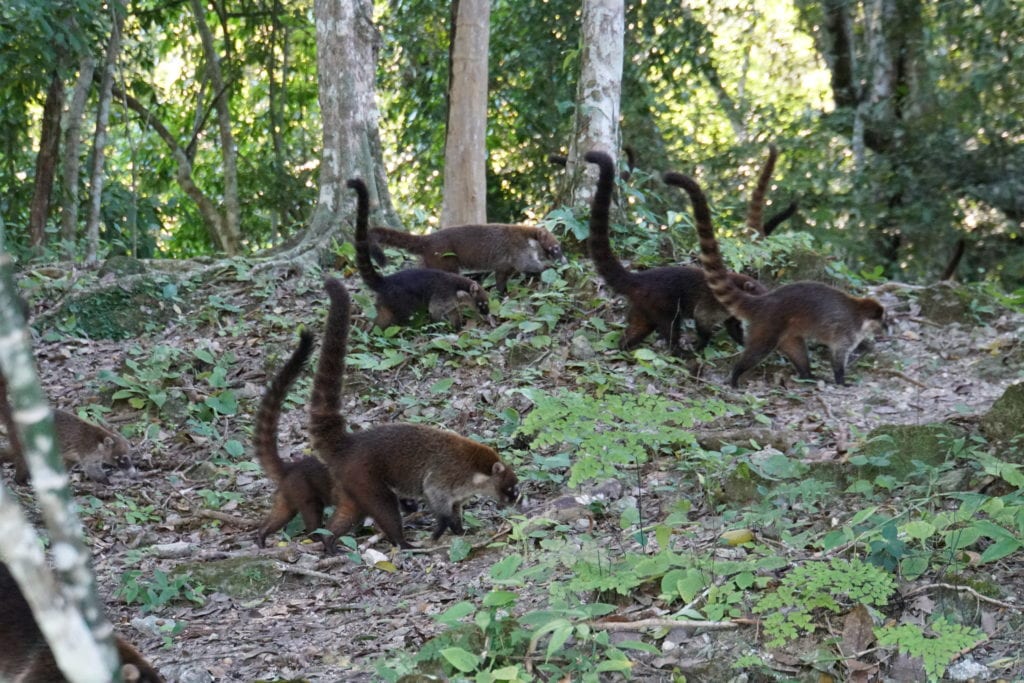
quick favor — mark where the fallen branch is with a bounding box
[589,617,741,632]
[198,509,256,528]
[904,583,1022,612]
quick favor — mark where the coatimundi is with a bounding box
[583,150,767,355]
[349,179,490,329]
[0,380,131,485]
[301,277,518,553]
[664,170,886,387]
[369,221,564,295]
[0,564,163,682]
[746,144,798,238]
[253,330,333,547]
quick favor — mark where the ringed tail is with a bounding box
[255,331,315,482]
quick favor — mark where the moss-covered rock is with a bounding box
[916,282,999,325]
[173,557,283,599]
[98,255,147,278]
[852,423,968,483]
[56,278,178,339]
[981,382,1024,445]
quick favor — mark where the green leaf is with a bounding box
[223,439,245,458]
[448,537,472,562]
[482,590,518,607]
[489,554,523,581]
[440,646,480,673]
[430,377,455,394]
[435,601,475,625]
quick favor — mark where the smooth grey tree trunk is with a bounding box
[60,55,97,251]
[440,0,490,227]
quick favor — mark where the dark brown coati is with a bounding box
[583,150,767,354]
[253,330,334,546]
[369,221,564,294]
[0,382,132,485]
[349,179,490,328]
[746,144,798,237]
[664,170,886,387]
[0,564,163,682]
[307,277,518,553]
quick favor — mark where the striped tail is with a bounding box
[310,278,352,445]
[584,150,634,293]
[255,331,314,482]
[663,171,752,320]
[747,144,778,237]
[348,179,384,291]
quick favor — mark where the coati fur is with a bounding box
[0,564,163,682]
[664,170,886,387]
[349,179,490,328]
[253,330,334,547]
[746,144,798,238]
[307,277,518,553]
[549,144,636,180]
[369,222,564,294]
[583,149,767,354]
[0,382,131,485]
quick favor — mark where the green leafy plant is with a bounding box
[518,388,739,487]
[119,570,206,613]
[875,618,986,681]
[754,557,896,647]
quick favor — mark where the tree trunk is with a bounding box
[190,0,242,255]
[292,0,397,255]
[563,0,624,207]
[0,228,121,682]
[28,73,66,250]
[440,0,490,227]
[84,2,125,263]
[61,55,97,250]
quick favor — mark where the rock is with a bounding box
[981,382,1024,446]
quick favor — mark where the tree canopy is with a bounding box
[0,0,1020,286]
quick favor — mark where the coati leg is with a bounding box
[428,293,462,328]
[323,496,365,555]
[829,343,859,386]
[723,318,745,346]
[728,331,781,387]
[776,336,815,381]
[621,310,657,350]
[256,495,297,547]
[374,306,398,330]
[495,269,512,294]
[654,317,684,356]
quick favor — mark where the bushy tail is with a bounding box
[663,171,751,320]
[310,278,351,454]
[747,145,778,237]
[584,150,634,293]
[255,331,314,483]
[369,226,428,257]
[348,179,384,291]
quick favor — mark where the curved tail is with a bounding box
[584,150,634,293]
[310,278,352,453]
[348,179,384,291]
[663,171,753,320]
[255,331,315,483]
[369,226,428,256]
[762,201,798,236]
[747,145,778,236]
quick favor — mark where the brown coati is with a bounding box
[369,222,564,294]
[307,277,518,553]
[349,179,490,328]
[253,330,334,547]
[0,564,163,682]
[746,144,798,238]
[664,170,886,387]
[583,150,767,354]
[0,385,132,485]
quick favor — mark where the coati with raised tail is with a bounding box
[349,179,490,329]
[583,150,767,355]
[369,222,564,294]
[746,144,798,238]
[664,171,885,387]
[0,387,132,485]
[307,277,518,553]
[0,564,163,682]
[253,330,333,546]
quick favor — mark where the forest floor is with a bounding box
[12,254,1024,682]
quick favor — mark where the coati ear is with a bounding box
[491,462,506,475]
